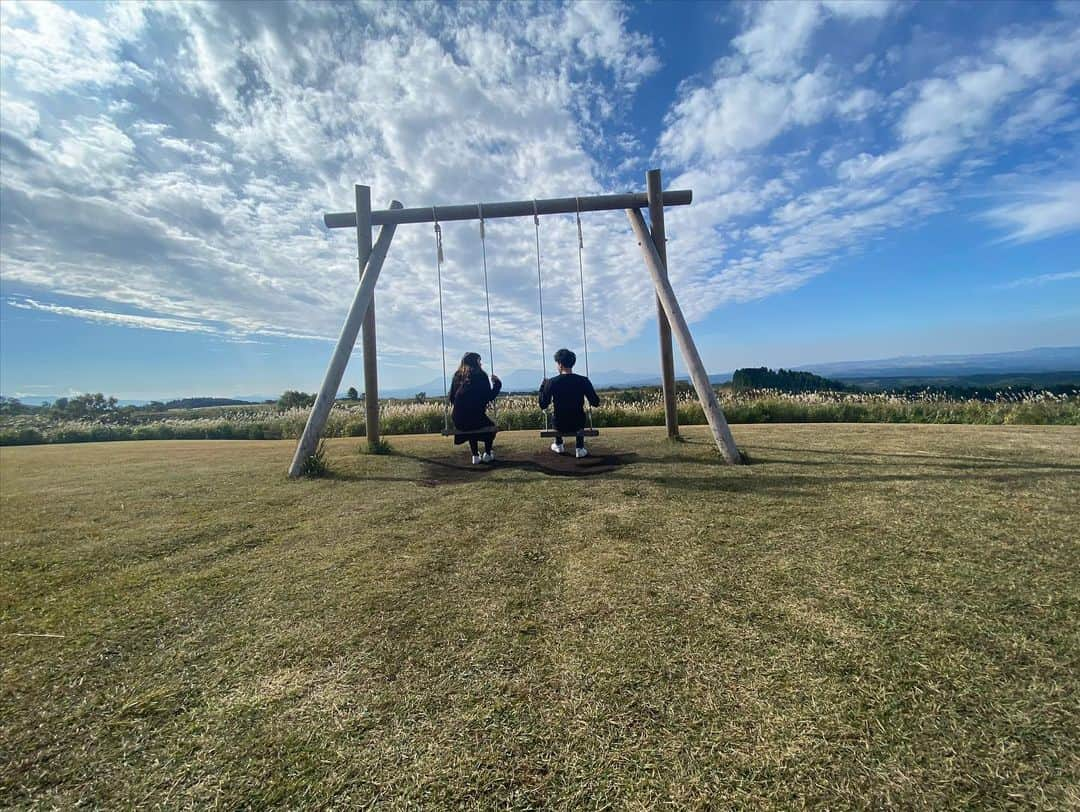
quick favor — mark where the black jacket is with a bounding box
[449,369,501,442]
[538,373,599,433]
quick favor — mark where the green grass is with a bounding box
[2,425,1078,808]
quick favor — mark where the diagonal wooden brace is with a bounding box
[287,201,402,477]
[626,208,743,465]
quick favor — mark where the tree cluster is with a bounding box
[49,393,120,418]
[277,390,316,410]
[732,367,848,393]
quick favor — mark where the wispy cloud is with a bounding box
[1,1,664,370]
[0,0,146,93]
[995,270,1080,289]
[656,2,1079,322]
[8,297,222,335]
[983,178,1080,243]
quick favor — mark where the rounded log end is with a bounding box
[324,212,357,229]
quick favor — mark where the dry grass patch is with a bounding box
[2,425,1078,808]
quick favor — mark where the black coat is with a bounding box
[449,369,501,444]
[539,373,599,434]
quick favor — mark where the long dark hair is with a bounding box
[455,352,486,386]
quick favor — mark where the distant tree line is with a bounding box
[0,393,122,418]
[152,397,252,410]
[732,367,849,393]
[0,390,352,416]
[0,397,35,416]
[277,390,316,409]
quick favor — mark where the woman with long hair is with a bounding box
[448,352,501,464]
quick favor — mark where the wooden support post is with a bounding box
[288,201,403,477]
[626,208,743,465]
[647,169,679,440]
[356,186,380,448]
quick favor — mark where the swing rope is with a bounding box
[575,198,591,380]
[575,198,594,430]
[533,200,547,379]
[479,203,497,420]
[533,200,551,430]
[431,197,594,439]
[434,208,450,434]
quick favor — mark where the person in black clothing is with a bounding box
[449,352,501,464]
[538,348,599,458]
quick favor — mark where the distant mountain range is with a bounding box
[5,346,1077,405]
[795,346,1080,379]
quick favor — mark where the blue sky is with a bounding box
[1,0,1078,399]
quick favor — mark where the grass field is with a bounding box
[2,424,1078,808]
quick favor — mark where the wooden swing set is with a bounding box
[431,195,597,440]
[287,169,742,477]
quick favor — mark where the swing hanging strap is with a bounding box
[434,209,450,434]
[533,199,552,430]
[575,197,594,430]
[533,198,547,381]
[478,203,497,421]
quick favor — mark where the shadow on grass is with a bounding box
[324,437,1072,492]
[325,449,642,486]
[329,460,1062,495]
[408,450,642,484]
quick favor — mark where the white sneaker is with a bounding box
[550,442,565,454]
[481,451,494,463]
[471,454,482,465]
[575,447,589,458]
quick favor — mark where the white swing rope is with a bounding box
[478,203,497,422]
[533,199,551,430]
[435,200,589,437]
[434,208,451,434]
[533,200,547,380]
[575,197,594,430]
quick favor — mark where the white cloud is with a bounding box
[54,117,136,181]
[0,0,146,93]
[995,270,1080,289]
[820,0,896,19]
[993,23,1080,79]
[837,87,881,119]
[732,1,824,78]
[660,0,899,165]
[0,92,39,138]
[983,178,1080,243]
[654,0,1079,328]
[8,297,223,335]
[900,66,1023,142]
[999,88,1078,142]
[839,18,1080,183]
[558,1,660,88]
[731,0,895,79]
[836,134,962,181]
[661,75,795,162]
[0,1,668,374]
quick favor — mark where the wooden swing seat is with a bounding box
[539,428,599,438]
[441,427,499,437]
